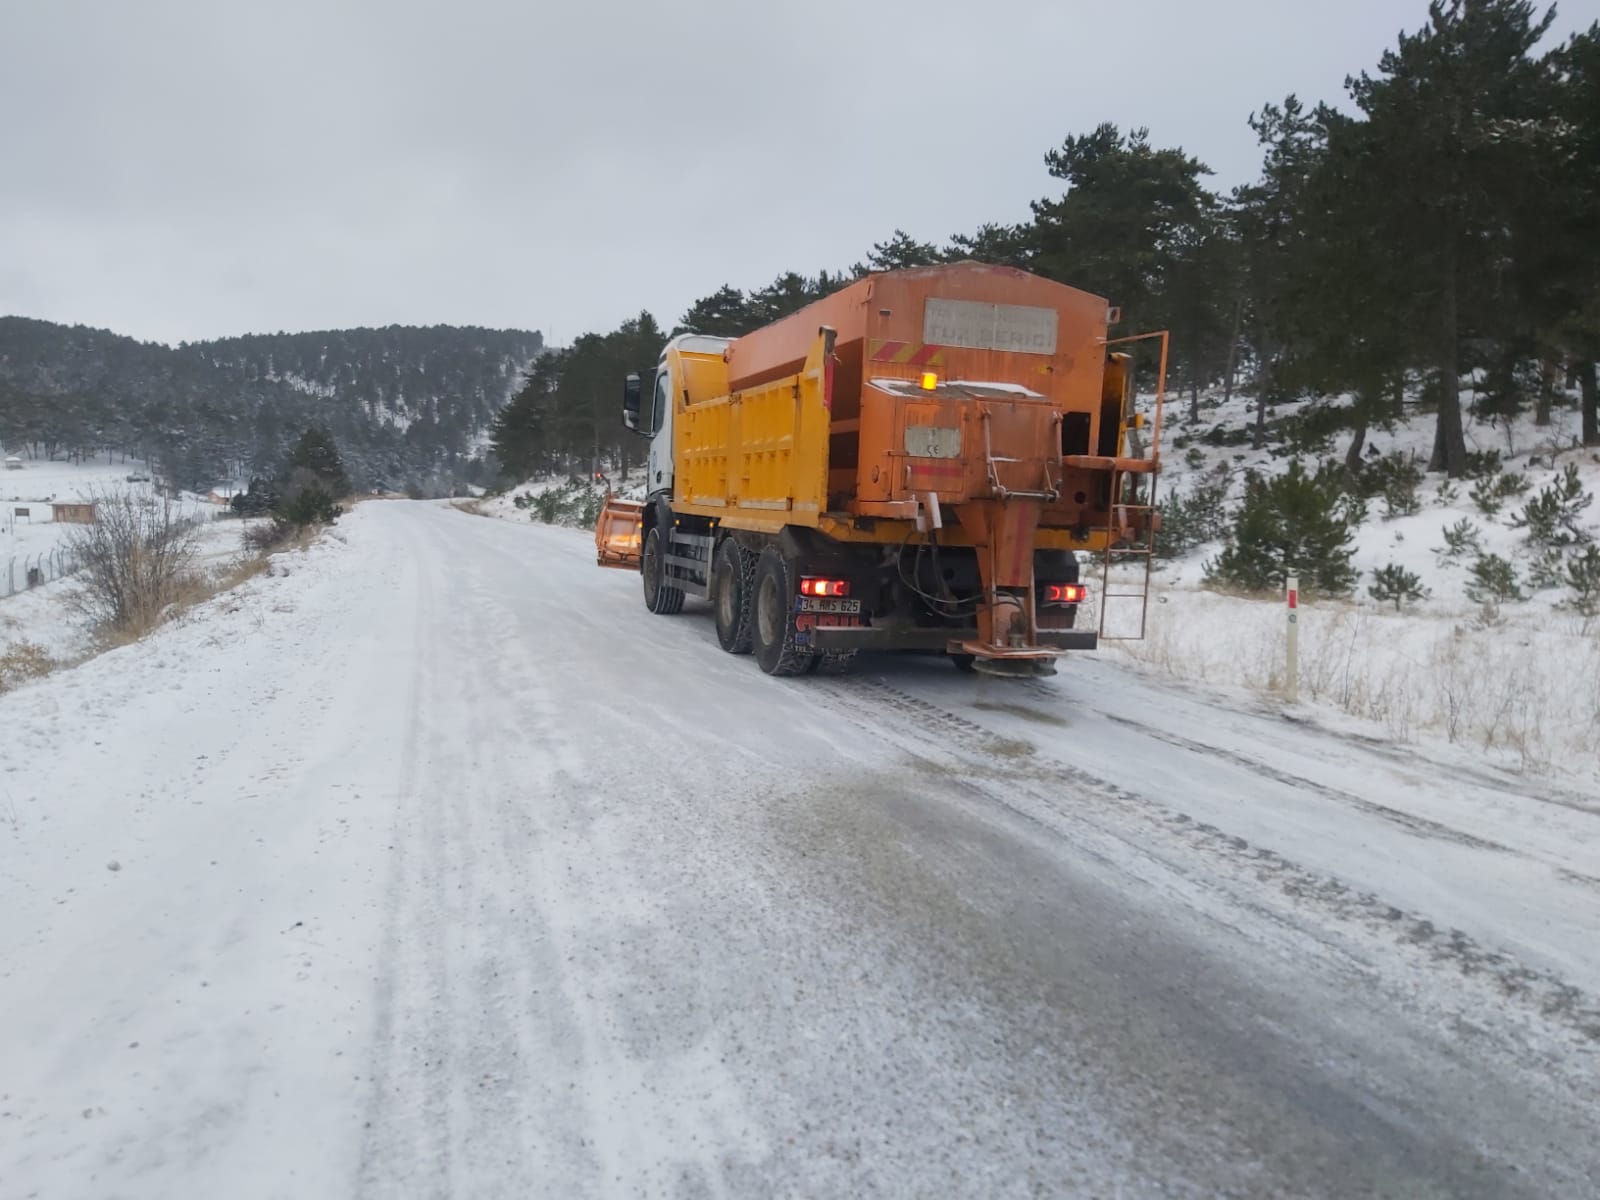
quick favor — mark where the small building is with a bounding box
[3,456,22,470]
[51,501,98,524]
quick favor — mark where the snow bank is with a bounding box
[1103,583,1600,782]
[1120,386,1600,782]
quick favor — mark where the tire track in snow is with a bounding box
[807,677,1600,1053]
[356,515,462,1197]
[356,509,762,1197]
[357,515,597,1195]
[1096,709,1600,891]
[457,527,766,1198]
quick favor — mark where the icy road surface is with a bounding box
[2,502,1597,1198]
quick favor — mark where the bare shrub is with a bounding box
[65,488,202,635]
[0,640,53,693]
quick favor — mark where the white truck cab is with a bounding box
[623,333,731,502]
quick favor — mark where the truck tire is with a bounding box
[712,538,755,654]
[642,526,684,615]
[752,545,815,676]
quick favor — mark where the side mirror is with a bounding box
[622,373,642,432]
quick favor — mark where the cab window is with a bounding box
[651,371,669,434]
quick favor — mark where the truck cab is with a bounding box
[623,333,732,502]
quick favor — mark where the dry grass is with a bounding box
[0,640,54,694]
[1114,586,1600,776]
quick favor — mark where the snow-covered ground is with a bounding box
[0,456,144,573]
[0,453,150,503]
[1,501,1594,1197]
[0,514,256,664]
[1151,387,1599,606]
[1099,388,1600,782]
[475,468,645,525]
[0,455,243,601]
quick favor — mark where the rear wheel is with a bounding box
[950,653,977,673]
[642,526,684,615]
[753,546,815,676]
[712,538,755,653]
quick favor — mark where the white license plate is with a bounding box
[797,597,862,615]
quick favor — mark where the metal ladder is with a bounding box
[1097,468,1158,642]
[1093,329,1169,643]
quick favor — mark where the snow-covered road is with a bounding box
[2,501,1596,1198]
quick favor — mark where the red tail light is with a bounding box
[800,577,850,598]
[1045,583,1086,604]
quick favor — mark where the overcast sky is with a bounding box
[2,0,1595,347]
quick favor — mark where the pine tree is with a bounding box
[945,223,1034,269]
[676,286,759,337]
[1549,25,1600,446]
[1369,563,1430,609]
[490,352,563,482]
[1206,460,1360,595]
[1252,98,1416,460]
[862,230,941,271]
[285,426,351,497]
[275,427,350,526]
[1343,0,1560,477]
[1030,124,1218,339]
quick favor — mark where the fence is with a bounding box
[1,547,83,600]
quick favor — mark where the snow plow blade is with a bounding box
[595,495,644,570]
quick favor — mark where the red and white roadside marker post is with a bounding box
[1285,574,1300,704]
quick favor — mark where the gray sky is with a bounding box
[2,0,1595,347]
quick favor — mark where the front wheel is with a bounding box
[752,546,815,676]
[642,526,684,615]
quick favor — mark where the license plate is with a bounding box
[795,613,863,636]
[796,597,862,615]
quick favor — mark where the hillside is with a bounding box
[0,317,542,494]
[1111,382,1600,780]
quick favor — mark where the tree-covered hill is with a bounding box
[0,318,542,494]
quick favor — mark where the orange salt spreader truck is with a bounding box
[594,262,1165,678]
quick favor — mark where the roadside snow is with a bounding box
[0,515,391,1198]
[1,456,236,582]
[475,468,646,526]
[1120,388,1600,782]
[1101,582,1600,783]
[0,517,256,666]
[0,574,96,662]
